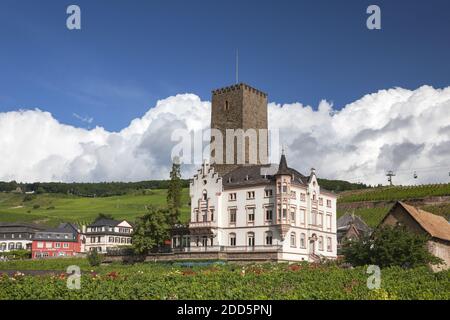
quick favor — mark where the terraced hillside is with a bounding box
[0,189,191,226]
[337,184,450,227]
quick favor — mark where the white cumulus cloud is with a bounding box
[0,85,449,185]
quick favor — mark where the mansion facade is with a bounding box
[173,155,337,262]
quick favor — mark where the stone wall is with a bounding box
[105,250,280,264]
[428,240,450,271]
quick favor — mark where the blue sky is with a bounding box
[0,0,449,132]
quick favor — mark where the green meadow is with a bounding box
[0,189,191,227]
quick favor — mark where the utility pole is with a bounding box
[386,170,395,186]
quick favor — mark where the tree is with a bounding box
[36,187,46,194]
[132,206,171,255]
[166,158,182,225]
[342,226,442,268]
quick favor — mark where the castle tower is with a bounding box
[210,83,268,176]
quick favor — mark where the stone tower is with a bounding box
[210,83,268,176]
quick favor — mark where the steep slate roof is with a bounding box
[389,202,450,242]
[337,213,371,233]
[43,223,78,233]
[275,154,291,175]
[222,155,308,190]
[34,223,79,241]
[88,218,121,228]
[0,223,44,233]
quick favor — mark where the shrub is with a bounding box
[1,250,31,260]
[87,250,103,267]
[23,195,35,202]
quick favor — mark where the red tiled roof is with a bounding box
[398,201,450,242]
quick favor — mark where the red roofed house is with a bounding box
[379,201,450,271]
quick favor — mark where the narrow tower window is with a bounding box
[225,100,229,111]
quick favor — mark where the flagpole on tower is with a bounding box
[236,49,239,84]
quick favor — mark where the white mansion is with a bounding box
[172,83,337,262]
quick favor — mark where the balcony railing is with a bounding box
[188,221,215,228]
[172,245,282,253]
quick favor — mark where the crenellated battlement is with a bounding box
[212,83,267,98]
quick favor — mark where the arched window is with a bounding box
[15,242,22,250]
[290,232,296,247]
[0,243,6,251]
[202,190,208,201]
[265,231,273,245]
[247,232,255,247]
[8,242,15,250]
[229,233,236,246]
